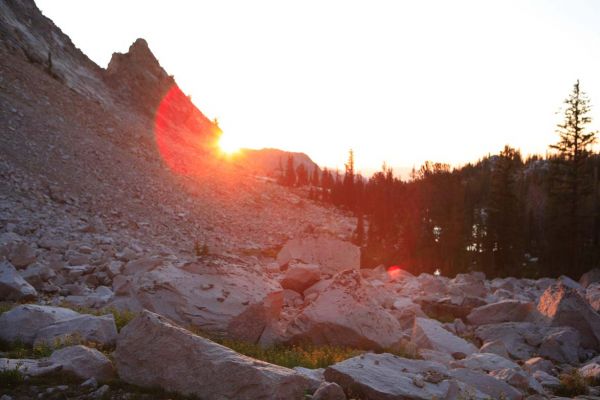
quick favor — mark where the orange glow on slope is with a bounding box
[154,85,221,175]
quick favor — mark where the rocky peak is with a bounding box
[105,38,174,115]
[106,38,168,82]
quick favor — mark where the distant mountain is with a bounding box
[234,148,320,178]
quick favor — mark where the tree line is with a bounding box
[279,80,599,279]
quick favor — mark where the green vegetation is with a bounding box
[0,366,25,389]
[0,339,53,359]
[216,340,363,369]
[554,370,589,397]
[0,301,14,315]
[59,304,138,332]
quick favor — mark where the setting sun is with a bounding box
[218,132,241,154]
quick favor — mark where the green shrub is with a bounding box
[0,364,24,388]
[0,339,53,359]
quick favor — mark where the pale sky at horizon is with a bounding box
[37,0,600,176]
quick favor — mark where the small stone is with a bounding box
[81,377,98,390]
[412,376,425,388]
[91,385,110,399]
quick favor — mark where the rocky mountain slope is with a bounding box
[4,1,600,400]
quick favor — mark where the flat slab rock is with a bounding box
[324,353,491,400]
[114,310,311,400]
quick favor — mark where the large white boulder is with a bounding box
[324,353,478,400]
[466,300,535,325]
[281,270,404,349]
[114,310,311,399]
[475,322,544,360]
[33,314,118,348]
[48,345,115,381]
[448,368,523,400]
[0,260,37,301]
[537,282,600,350]
[110,261,282,335]
[412,317,477,357]
[538,327,580,364]
[276,236,360,275]
[0,304,79,344]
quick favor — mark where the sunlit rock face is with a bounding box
[537,282,600,350]
[281,269,404,350]
[106,38,221,174]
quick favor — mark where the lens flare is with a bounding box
[387,265,402,281]
[154,84,221,174]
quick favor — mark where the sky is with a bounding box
[37,0,600,176]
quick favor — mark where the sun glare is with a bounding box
[218,133,241,154]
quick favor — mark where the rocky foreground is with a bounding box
[4,237,600,400]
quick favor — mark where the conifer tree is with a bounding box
[548,80,597,274]
[284,154,296,186]
[296,163,309,186]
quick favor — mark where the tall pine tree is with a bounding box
[547,80,597,275]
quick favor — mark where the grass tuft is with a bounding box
[0,367,25,389]
[217,340,363,369]
[554,369,589,397]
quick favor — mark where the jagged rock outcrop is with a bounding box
[105,38,174,116]
[114,310,311,400]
